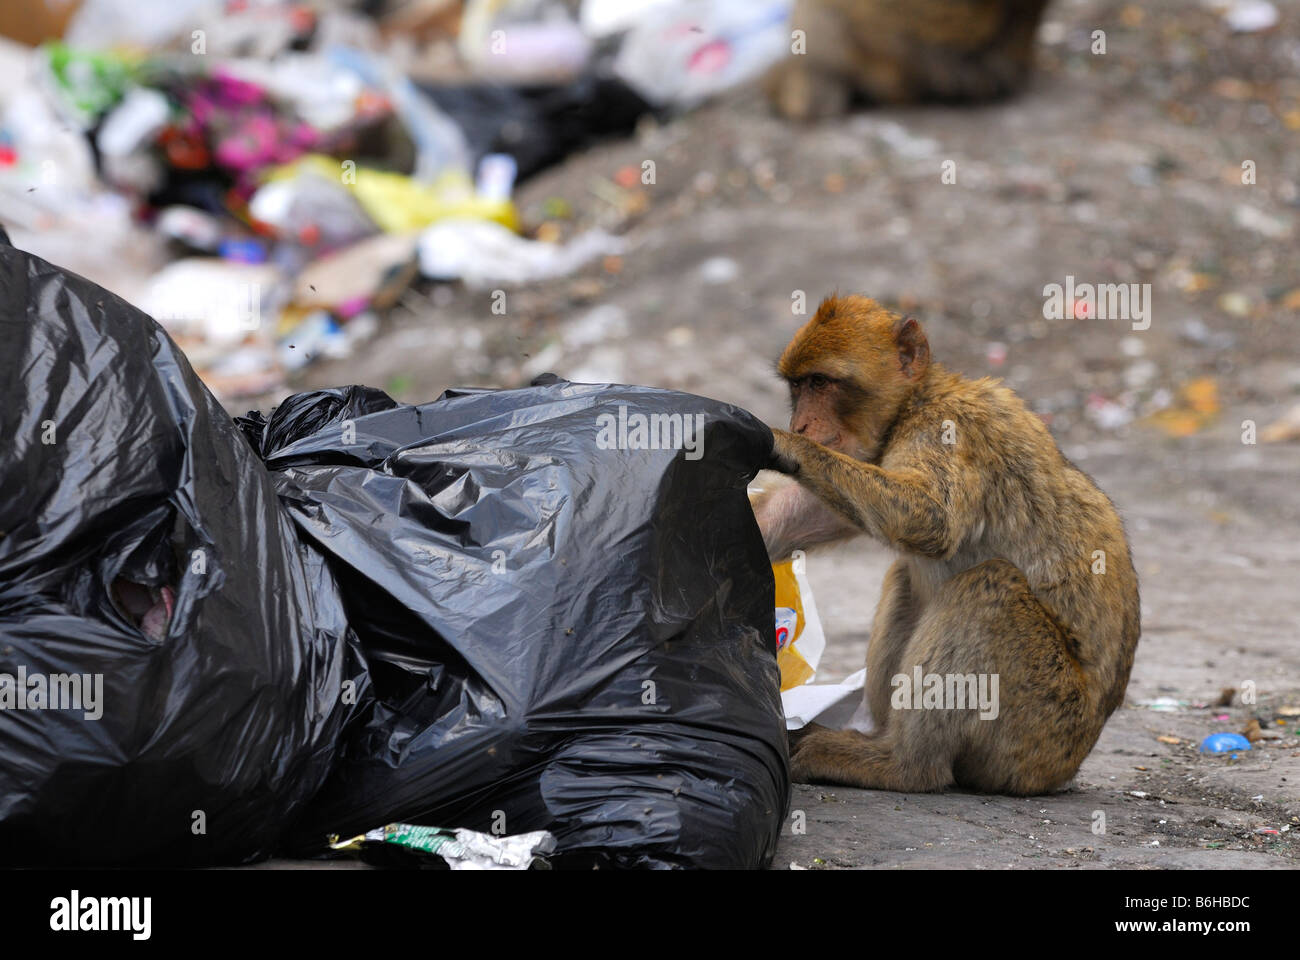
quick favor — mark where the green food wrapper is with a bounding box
[329,823,555,870]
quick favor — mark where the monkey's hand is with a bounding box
[768,428,804,475]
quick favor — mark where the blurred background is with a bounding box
[2,0,1298,863]
[0,0,1294,442]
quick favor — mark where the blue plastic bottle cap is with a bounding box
[1198,732,1252,753]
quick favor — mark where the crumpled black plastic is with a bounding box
[0,230,788,869]
[240,380,789,869]
[0,233,367,865]
[420,75,654,184]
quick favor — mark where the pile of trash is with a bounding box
[0,232,789,869]
[0,0,797,402]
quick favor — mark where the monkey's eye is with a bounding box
[807,374,830,390]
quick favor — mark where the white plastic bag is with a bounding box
[613,0,793,108]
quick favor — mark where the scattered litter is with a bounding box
[1218,291,1252,317]
[854,118,942,160]
[1138,696,1188,712]
[1143,378,1220,437]
[292,231,420,312]
[277,154,517,235]
[417,218,623,287]
[1087,393,1134,430]
[155,205,224,252]
[770,553,827,695]
[277,311,350,371]
[475,153,517,202]
[613,0,793,108]
[1233,203,1291,238]
[1180,318,1236,350]
[219,238,268,264]
[698,255,740,284]
[1219,1,1280,34]
[327,44,472,184]
[248,168,378,251]
[329,824,556,870]
[420,76,653,184]
[1123,360,1157,390]
[563,303,629,349]
[459,0,592,82]
[95,85,170,165]
[1157,735,1182,744]
[746,523,873,732]
[137,258,284,345]
[112,580,175,643]
[1199,732,1253,753]
[0,15,672,399]
[1260,404,1300,443]
[581,0,680,38]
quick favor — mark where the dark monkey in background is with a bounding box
[753,296,1140,794]
[765,0,1052,120]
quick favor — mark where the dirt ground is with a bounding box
[279,0,1300,868]
[30,0,1294,869]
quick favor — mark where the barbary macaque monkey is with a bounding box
[754,296,1139,794]
[765,0,1051,120]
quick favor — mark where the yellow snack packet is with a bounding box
[772,557,825,692]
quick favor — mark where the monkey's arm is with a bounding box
[770,428,976,559]
[751,472,860,561]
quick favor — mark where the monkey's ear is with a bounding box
[892,315,930,379]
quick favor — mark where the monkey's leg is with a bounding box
[792,558,1092,794]
[789,725,954,792]
[763,0,865,120]
[865,560,919,731]
[791,573,958,794]
[764,62,853,121]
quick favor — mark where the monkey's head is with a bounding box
[777,295,931,461]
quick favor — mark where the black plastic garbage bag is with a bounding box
[0,232,787,868]
[421,75,654,183]
[239,380,789,869]
[0,234,366,865]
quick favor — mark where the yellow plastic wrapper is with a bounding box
[264,155,519,234]
[772,556,826,692]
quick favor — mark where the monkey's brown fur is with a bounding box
[765,0,1050,120]
[759,295,1140,795]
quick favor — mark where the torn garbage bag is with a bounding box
[240,380,789,869]
[0,232,367,866]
